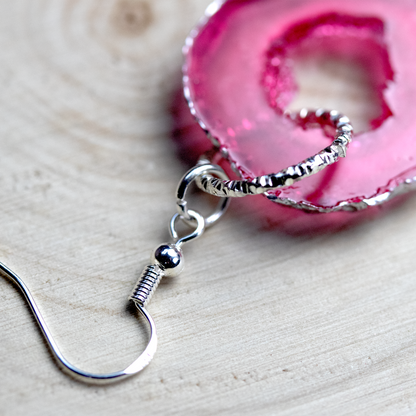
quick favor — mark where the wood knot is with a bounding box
[111,0,153,37]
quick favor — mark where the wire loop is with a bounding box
[169,209,206,247]
[176,163,231,228]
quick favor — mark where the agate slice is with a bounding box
[183,0,416,212]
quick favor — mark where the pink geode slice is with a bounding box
[183,0,416,212]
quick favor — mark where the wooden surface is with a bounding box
[1,1,416,415]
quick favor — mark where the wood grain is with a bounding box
[1,1,416,415]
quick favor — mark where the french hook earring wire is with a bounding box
[0,163,230,384]
[0,110,351,384]
[0,262,157,385]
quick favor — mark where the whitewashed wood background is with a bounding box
[1,1,416,415]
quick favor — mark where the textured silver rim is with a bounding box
[195,109,352,198]
[182,0,416,211]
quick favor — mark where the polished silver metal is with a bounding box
[1,162,231,384]
[130,172,225,330]
[0,261,157,385]
[130,210,206,306]
[129,212,206,328]
[170,209,206,247]
[130,264,164,308]
[266,177,416,212]
[195,109,353,198]
[176,164,230,227]
[152,244,185,277]
[130,242,186,308]
[130,212,205,312]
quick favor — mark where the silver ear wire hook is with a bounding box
[0,111,352,383]
[1,162,230,384]
[0,262,157,384]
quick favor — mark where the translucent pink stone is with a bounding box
[183,0,416,212]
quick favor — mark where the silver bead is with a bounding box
[151,243,184,277]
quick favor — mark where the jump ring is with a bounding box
[176,164,231,228]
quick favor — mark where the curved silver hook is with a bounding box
[0,262,157,384]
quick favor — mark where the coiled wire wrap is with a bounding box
[130,264,163,308]
[0,156,232,384]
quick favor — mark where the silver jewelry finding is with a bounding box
[196,109,353,197]
[0,261,158,384]
[176,163,231,227]
[0,162,231,384]
[0,110,352,383]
